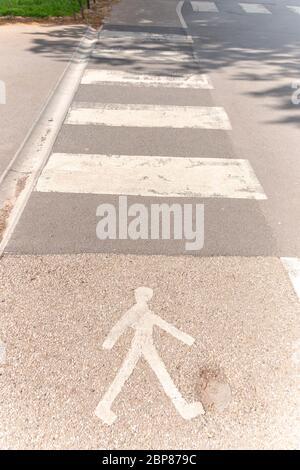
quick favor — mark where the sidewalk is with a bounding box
[0,23,86,181]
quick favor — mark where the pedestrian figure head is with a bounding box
[134,287,153,303]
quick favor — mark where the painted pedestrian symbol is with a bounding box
[96,287,205,425]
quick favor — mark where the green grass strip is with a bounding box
[0,0,87,18]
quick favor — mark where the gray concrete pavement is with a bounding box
[0,0,300,450]
[0,23,86,181]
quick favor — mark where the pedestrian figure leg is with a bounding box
[96,344,141,425]
[143,344,204,420]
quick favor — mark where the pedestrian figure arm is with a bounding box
[102,310,133,349]
[153,315,195,346]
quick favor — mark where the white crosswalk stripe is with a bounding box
[190,3,300,17]
[191,1,219,12]
[92,48,192,63]
[98,31,193,43]
[66,103,232,130]
[81,69,213,89]
[287,6,300,16]
[35,154,266,200]
[239,3,271,14]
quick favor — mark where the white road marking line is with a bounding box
[191,1,219,12]
[99,31,193,43]
[92,48,192,63]
[281,258,300,302]
[35,154,267,200]
[95,287,204,425]
[177,1,188,28]
[81,69,213,89]
[66,103,232,130]
[0,340,6,365]
[287,6,300,16]
[239,3,271,14]
[176,1,196,59]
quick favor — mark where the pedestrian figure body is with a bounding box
[96,287,204,425]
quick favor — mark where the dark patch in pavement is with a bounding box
[197,367,232,413]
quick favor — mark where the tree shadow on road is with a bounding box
[185,6,300,126]
[22,0,120,62]
[22,0,300,126]
[24,25,88,62]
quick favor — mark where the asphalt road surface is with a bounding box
[0,0,300,450]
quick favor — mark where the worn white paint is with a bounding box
[95,287,204,425]
[176,1,188,29]
[281,257,300,302]
[66,103,232,130]
[239,3,271,14]
[81,69,213,89]
[176,0,196,61]
[35,153,266,200]
[191,2,219,12]
[99,30,192,43]
[92,48,192,63]
[287,6,300,15]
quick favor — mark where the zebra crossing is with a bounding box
[4,24,270,257]
[190,1,300,16]
[40,29,263,198]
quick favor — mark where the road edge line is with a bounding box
[176,1,188,29]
